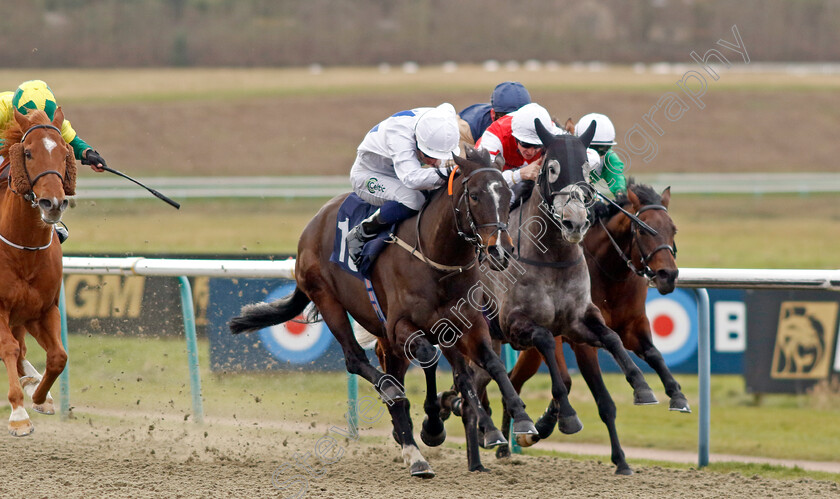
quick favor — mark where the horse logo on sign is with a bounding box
[771,301,838,379]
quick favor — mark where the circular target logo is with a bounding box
[258,283,332,364]
[645,288,698,367]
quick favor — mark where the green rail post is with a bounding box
[502,344,522,454]
[58,281,70,420]
[178,276,204,424]
[346,372,359,430]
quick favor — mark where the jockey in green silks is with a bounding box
[575,113,626,198]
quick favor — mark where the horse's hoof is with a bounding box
[409,460,435,478]
[615,465,634,476]
[534,411,558,439]
[512,419,538,436]
[33,398,55,415]
[469,464,490,473]
[633,388,659,405]
[379,384,407,405]
[8,419,34,437]
[557,414,584,435]
[495,445,511,459]
[669,397,691,413]
[482,429,507,449]
[420,419,446,447]
[436,390,459,421]
[515,432,540,448]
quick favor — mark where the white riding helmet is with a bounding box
[415,103,461,160]
[511,103,556,145]
[575,113,617,146]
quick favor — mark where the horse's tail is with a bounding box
[229,286,312,334]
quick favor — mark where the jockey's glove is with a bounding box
[82,149,108,170]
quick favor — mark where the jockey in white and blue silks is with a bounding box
[345,103,461,266]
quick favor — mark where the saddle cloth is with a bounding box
[329,193,395,280]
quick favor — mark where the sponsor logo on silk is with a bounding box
[366,177,386,194]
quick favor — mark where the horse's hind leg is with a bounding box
[571,342,632,475]
[0,322,32,436]
[581,307,658,405]
[627,318,690,413]
[25,308,66,414]
[440,348,488,472]
[468,361,507,450]
[400,333,447,448]
[12,326,55,413]
[315,295,406,403]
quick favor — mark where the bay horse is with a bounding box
[0,108,76,436]
[230,146,538,476]
[465,120,659,474]
[498,180,681,474]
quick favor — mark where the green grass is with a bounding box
[61,193,840,268]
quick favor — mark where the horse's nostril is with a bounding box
[60,199,69,211]
[561,220,574,231]
[38,198,53,211]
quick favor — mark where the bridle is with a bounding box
[0,123,66,251]
[598,203,677,280]
[391,165,509,279]
[8,124,67,208]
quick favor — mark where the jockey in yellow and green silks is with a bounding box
[0,80,107,172]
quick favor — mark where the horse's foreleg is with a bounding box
[570,342,632,475]
[581,307,657,405]
[530,326,582,437]
[0,322,32,436]
[398,329,447,448]
[380,340,435,479]
[24,308,66,414]
[440,348,487,472]
[629,318,690,413]
[466,335,538,445]
[10,325,50,407]
[497,346,542,458]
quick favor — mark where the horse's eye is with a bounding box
[25,149,32,159]
[469,193,478,201]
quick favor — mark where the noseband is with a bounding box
[9,124,67,208]
[599,203,677,280]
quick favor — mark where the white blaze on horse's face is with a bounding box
[42,137,58,154]
[553,184,590,244]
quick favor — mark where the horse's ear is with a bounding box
[660,186,671,208]
[451,152,474,175]
[578,120,597,149]
[52,106,65,129]
[493,153,505,171]
[627,186,641,211]
[535,118,556,148]
[8,143,30,194]
[564,117,576,134]
[13,107,29,128]
[64,144,77,196]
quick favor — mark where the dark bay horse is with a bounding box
[500,180,681,474]
[466,121,658,474]
[230,147,537,476]
[0,108,76,436]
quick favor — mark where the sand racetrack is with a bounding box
[1,411,837,499]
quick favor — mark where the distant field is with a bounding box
[3,66,840,176]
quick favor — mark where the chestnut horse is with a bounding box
[498,180,680,474]
[230,147,537,476]
[0,108,76,436]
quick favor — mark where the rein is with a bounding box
[597,203,677,280]
[388,165,508,280]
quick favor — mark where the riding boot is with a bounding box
[346,209,391,267]
[55,224,69,244]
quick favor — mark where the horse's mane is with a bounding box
[0,110,51,158]
[592,177,662,222]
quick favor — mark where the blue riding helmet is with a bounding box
[490,81,531,114]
